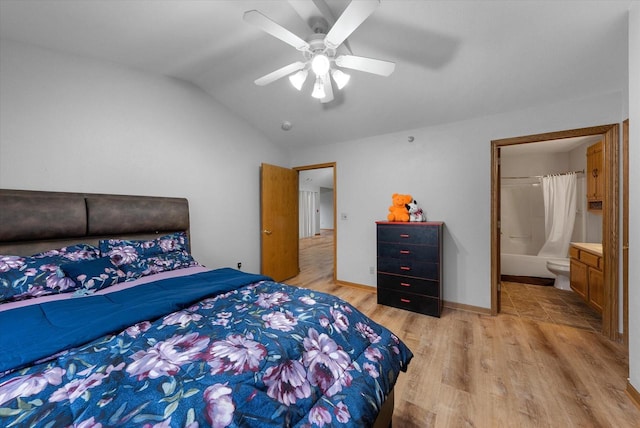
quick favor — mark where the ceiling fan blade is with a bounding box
[325,0,380,49]
[335,55,395,76]
[288,0,353,54]
[244,10,310,51]
[255,61,306,86]
[321,72,334,103]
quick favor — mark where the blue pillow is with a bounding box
[0,244,101,303]
[60,257,126,292]
[99,232,189,266]
[32,243,100,261]
[120,250,199,280]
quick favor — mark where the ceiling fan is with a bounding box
[243,0,395,103]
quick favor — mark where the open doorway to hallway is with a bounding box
[296,165,335,284]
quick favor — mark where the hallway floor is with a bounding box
[500,280,603,332]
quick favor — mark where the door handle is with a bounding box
[263,229,272,235]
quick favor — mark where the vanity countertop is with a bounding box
[571,242,603,256]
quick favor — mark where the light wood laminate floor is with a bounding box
[286,230,639,428]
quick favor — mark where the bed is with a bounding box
[0,189,412,427]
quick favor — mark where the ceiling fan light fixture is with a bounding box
[331,69,350,90]
[288,69,308,91]
[311,53,330,76]
[311,76,326,99]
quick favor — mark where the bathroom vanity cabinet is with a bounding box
[586,140,603,212]
[569,243,603,314]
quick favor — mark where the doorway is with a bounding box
[491,124,620,340]
[498,136,603,331]
[295,163,337,282]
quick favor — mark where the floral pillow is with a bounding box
[32,244,100,261]
[60,257,126,292]
[119,250,200,280]
[99,232,189,265]
[0,244,100,303]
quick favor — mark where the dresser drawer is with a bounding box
[377,288,441,317]
[377,225,439,245]
[377,242,439,261]
[377,273,440,298]
[377,257,439,280]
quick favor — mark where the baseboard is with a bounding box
[334,282,492,315]
[335,280,377,293]
[443,300,492,315]
[626,380,640,411]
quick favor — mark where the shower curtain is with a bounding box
[537,173,577,258]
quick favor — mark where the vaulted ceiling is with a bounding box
[0,1,631,149]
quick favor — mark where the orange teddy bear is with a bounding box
[387,193,412,222]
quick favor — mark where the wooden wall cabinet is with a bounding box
[586,141,603,212]
[569,244,603,314]
[376,222,443,317]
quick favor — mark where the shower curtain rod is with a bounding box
[502,169,585,180]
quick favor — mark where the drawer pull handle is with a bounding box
[400,298,411,303]
[400,266,411,271]
[400,250,410,254]
[400,282,411,287]
[400,234,410,238]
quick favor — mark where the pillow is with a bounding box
[119,250,199,280]
[0,244,100,303]
[60,257,126,292]
[32,243,100,261]
[100,232,189,266]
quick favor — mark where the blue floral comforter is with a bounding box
[0,268,412,427]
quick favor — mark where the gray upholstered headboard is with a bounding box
[0,189,190,256]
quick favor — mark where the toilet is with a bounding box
[546,259,571,291]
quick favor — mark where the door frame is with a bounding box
[623,119,629,346]
[294,162,337,282]
[491,124,620,340]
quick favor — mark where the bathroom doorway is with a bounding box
[498,136,603,331]
[491,124,620,340]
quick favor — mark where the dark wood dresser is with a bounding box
[376,221,443,317]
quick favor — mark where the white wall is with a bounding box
[319,188,334,229]
[0,39,288,273]
[627,0,640,399]
[290,91,624,309]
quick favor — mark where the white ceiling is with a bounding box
[501,134,604,156]
[0,0,632,150]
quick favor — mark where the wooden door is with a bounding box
[260,163,299,282]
